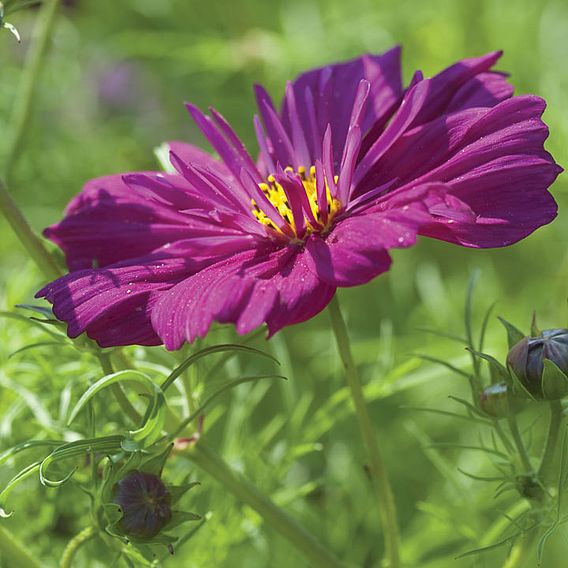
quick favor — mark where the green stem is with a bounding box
[501,530,536,568]
[507,413,532,473]
[538,400,564,485]
[59,526,96,568]
[327,295,401,568]
[190,441,344,568]
[4,0,61,179]
[0,0,63,282]
[0,178,61,281]
[0,524,42,568]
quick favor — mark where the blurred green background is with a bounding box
[1,0,567,566]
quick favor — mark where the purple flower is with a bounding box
[37,48,561,350]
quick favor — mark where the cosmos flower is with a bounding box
[37,47,561,350]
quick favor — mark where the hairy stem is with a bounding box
[327,295,401,568]
[190,441,344,568]
[0,524,42,568]
[60,526,97,568]
[4,0,61,179]
[538,400,564,485]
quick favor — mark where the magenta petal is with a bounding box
[151,246,335,349]
[305,209,423,287]
[280,47,403,167]
[36,257,195,347]
[165,141,233,183]
[412,51,511,125]
[45,174,199,271]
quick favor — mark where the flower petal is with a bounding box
[165,141,233,183]
[355,96,561,247]
[279,47,403,167]
[35,257,197,347]
[151,246,335,349]
[304,207,425,287]
[45,174,201,271]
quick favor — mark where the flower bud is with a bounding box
[479,383,510,418]
[507,328,568,400]
[113,470,172,539]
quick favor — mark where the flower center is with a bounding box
[251,166,341,241]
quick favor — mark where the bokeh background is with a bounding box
[1,0,567,566]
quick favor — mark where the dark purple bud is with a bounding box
[113,470,172,539]
[479,382,509,418]
[507,329,568,399]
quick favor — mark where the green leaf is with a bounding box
[161,344,279,392]
[0,462,41,517]
[531,311,541,337]
[479,302,497,352]
[0,439,62,467]
[508,366,537,401]
[542,360,568,400]
[169,481,200,505]
[171,374,287,437]
[14,304,54,318]
[464,269,480,352]
[455,533,520,559]
[140,444,173,476]
[402,406,491,426]
[68,370,167,446]
[9,341,72,358]
[39,436,124,487]
[0,311,63,340]
[166,510,202,530]
[413,354,471,379]
[415,327,468,345]
[498,317,526,349]
[467,349,509,383]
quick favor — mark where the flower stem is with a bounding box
[190,441,345,568]
[0,178,62,281]
[501,531,536,568]
[538,400,564,485]
[0,524,42,568]
[507,413,533,474]
[59,526,97,568]
[0,0,63,282]
[327,295,401,568]
[4,0,61,179]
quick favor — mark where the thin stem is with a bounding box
[190,441,344,568]
[494,419,516,456]
[96,352,142,425]
[327,295,401,568]
[501,530,536,568]
[507,413,532,473]
[59,526,97,568]
[0,0,63,282]
[4,0,61,179]
[0,178,61,281]
[538,400,564,485]
[0,524,42,568]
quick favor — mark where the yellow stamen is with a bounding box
[251,166,342,240]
